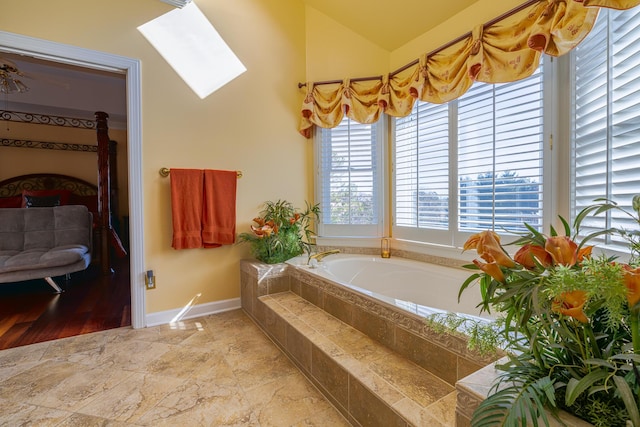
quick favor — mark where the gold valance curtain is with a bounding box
[299,0,640,138]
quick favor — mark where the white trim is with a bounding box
[125,56,145,329]
[0,31,146,329]
[145,298,241,327]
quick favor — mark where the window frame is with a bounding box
[314,117,387,239]
[391,59,555,250]
[392,99,454,246]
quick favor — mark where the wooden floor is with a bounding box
[0,257,131,350]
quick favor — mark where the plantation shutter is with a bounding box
[457,66,545,234]
[318,118,382,236]
[394,102,449,230]
[572,8,640,248]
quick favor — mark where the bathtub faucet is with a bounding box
[307,249,340,265]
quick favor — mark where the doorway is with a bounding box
[0,31,145,334]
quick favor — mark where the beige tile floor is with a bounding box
[0,309,351,426]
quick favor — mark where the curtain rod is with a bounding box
[298,0,541,89]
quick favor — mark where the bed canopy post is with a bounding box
[109,140,119,228]
[96,111,113,275]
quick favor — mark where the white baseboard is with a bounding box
[144,297,241,327]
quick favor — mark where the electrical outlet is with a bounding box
[145,270,156,290]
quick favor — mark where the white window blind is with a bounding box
[318,118,383,237]
[395,101,450,230]
[572,8,640,249]
[393,63,545,246]
[458,68,545,234]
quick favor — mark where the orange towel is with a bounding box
[202,169,237,248]
[170,168,204,249]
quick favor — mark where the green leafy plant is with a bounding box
[460,199,640,427]
[238,200,320,264]
[425,312,504,357]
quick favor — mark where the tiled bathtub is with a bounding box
[240,252,499,426]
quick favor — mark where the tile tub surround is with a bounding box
[240,258,499,426]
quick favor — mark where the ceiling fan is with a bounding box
[0,56,29,94]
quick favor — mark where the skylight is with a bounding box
[138,2,246,99]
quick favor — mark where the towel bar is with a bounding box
[159,167,242,179]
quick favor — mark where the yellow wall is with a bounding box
[304,6,389,81]
[1,0,307,314]
[391,0,525,68]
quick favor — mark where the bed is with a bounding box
[0,110,126,275]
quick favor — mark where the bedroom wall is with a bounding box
[0,0,307,315]
[0,124,99,184]
[0,123,129,218]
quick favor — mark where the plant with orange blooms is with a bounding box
[461,201,640,427]
[238,200,319,264]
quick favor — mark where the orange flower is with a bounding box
[545,236,578,267]
[577,245,593,263]
[464,231,516,268]
[464,230,503,251]
[473,259,505,283]
[266,220,278,234]
[289,213,301,224]
[251,223,273,238]
[476,231,516,268]
[514,244,553,269]
[622,265,640,307]
[463,232,488,251]
[552,290,589,323]
[251,219,278,238]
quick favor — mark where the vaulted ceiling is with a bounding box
[303,0,480,50]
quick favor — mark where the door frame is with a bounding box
[0,31,146,328]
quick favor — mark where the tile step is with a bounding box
[256,291,456,427]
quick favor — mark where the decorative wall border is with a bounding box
[0,109,96,129]
[1,138,97,152]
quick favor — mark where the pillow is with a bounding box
[21,189,71,208]
[0,195,22,208]
[24,194,61,207]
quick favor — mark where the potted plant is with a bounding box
[238,199,320,264]
[460,199,640,427]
